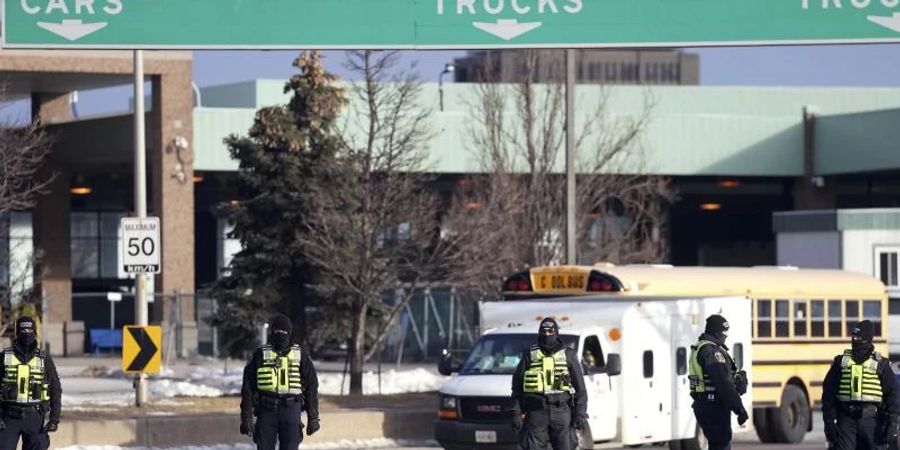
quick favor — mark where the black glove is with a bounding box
[44,419,59,433]
[511,412,524,431]
[736,408,749,426]
[733,370,748,396]
[572,415,588,430]
[240,417,253,436]
[307,418,320,436]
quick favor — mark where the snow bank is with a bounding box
[58,438,437,450]
[317,368,446,395]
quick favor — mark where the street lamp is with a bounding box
[439,63,455,112]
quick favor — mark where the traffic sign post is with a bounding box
[3,0,900,49]
[122,325,162,374]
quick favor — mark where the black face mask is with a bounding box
[538,333,560,352]
[852,340,874,362]
[16,333,35,349]
[272,333,291,352]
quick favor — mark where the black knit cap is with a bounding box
[705,314,730,335]
[270,313,292,334]
[852,320,874,343]
[16,316,36,336]
[539,317,559,334]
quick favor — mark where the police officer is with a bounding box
[0,316,62,450]
[240,313,320,450]
[688,314,749,450]
[511,318,588,450]
[822,320,899,450]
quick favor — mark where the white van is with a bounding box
[433,295,753,450]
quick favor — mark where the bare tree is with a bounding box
[445,50,674,298]
[0,94,54,314]
[298,50,451,394]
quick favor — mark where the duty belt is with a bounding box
[257,394,302,409]
[840,402,879,419]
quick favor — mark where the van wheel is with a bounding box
[768,384,809,443]
[753,407,776,443]
[679,425,708,450]
[576,425,593,450]
[667,439,683,450]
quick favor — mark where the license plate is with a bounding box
[534,272,586,293]
[475,431,497,443]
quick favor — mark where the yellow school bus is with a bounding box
[501,263,889,444]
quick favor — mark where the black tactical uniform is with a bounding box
[822,320,899,450]
[240,314,320,450]
[689,315,749,450]
[511,318,588,450]
[0,316,62,450]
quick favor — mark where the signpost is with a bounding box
[107,292,122,330]
[121,215,158,405]
[3,0,900,49]
[122,325,162,374]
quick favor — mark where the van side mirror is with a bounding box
[605,353,622,376]
[438,349,460,376]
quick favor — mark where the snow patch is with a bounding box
[57,438,438,450]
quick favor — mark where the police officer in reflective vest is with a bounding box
[511,318,587,450]
[0,316,62,450]
[240,314,320,450]
[822,320,899,450]
[688,314,748,450]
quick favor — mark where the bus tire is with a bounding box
[768,384,809,443]
[753,407,776,443]
[576,424,593,450]
[679,425,708,450]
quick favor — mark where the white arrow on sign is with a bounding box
[868,13,900,33]
[473,19,542,41]
[37,20,107,41]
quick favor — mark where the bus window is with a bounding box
[643,351,654,378]
[733,343,744,369]
[794,300,808,337]
[863,300,882,336]
[828,300,843,337]
[757,299,772,338]
[676,347,687,376]
[775,300,789,337]
[846,300,860,335]
[811,300,825,337]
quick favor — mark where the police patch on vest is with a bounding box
[714,351,726,363]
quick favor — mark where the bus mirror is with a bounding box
[438,349,459,375]
[606,353,622,376]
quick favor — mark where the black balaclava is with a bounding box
[270,313,293,353]
[14,316,37,352]
[851,320,875,363]
[537,317,562,353]
[704,314,730,347]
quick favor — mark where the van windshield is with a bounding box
[460,333,578,375]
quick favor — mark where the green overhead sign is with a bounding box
[3,0,900,49]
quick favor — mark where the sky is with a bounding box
[4,44,900,120]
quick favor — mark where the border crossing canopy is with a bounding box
[3,0,900,49]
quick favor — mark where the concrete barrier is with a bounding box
[52,409,436,447]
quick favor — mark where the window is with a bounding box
[811,300,825,337]
[877,247,899,287]
[846,300,860,336]
[643,351,653,378]
[733,343,744,370]
[794,300,808,337]
[582,335,605,370]
[863,300,882,336]
[757,299,772,338]
[890,298,900,315]
[71,212,126,279]
[775,299,789,337]
[828,300,843,337]
[676,347,687,376]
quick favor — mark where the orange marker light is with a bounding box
[609,328,622,342]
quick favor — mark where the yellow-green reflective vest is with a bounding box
[522,346,573,395]
[838,350,883,403]
[256,345,303,396]
[1,349,49,404]
[689,340,735,394]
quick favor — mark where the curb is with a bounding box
[53,409,436,447]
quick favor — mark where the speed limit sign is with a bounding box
[121,217,161,274]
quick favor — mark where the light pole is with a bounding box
[439,63,455,112]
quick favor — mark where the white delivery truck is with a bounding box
[433,295,753,450]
